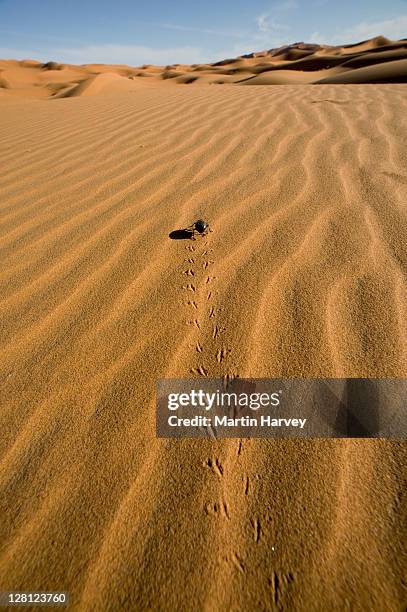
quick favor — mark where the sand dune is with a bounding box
[238,66,346,85]
[316,58,407,83]
[53,72,143,98]
[0,75,406,609]
[1,36,407,98]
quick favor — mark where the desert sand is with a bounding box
[0,36,406,611]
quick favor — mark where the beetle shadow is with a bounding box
[169,228,194,240]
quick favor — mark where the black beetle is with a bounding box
[187,219,210,239]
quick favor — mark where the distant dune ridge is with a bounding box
[0,34,406,611]
[0,36,407,97]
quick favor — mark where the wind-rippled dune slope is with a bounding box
[0,84,406,610]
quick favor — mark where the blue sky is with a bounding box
[0,0,406,65]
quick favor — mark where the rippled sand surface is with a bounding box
[0,82,406,610]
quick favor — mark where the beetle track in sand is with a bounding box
[181,236,242,535]
[181,237,232,378]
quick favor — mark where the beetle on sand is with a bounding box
[186,219,211,239]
